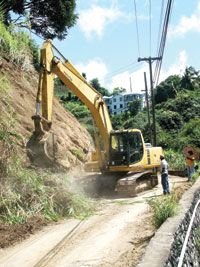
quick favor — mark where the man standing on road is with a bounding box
[160,155,170,195]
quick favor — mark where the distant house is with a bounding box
[103,93,145,115]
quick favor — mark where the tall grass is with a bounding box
[0,75,95,224]
[147,193,179,229]
[0,159,95,224]
[0,18,39,70]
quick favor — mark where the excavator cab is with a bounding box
[109,130,144,166]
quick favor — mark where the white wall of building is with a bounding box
[103,93,145,115]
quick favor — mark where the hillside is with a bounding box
[0,58,92,170]
[0,55,95,247]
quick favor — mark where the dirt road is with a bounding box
[0,175,188,267]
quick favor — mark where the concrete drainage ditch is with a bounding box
[137,178,200,267]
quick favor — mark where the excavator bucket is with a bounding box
[26,132,57,168]
[26,115,58,168]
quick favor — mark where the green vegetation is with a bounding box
[0,161,95,224]
[0,19,39,69]
[1,0,77,40]
[70,148,85,161]
[195,226,200,252]
[147,194,179,229]
[0,65,95,225]
[165,149,185,171]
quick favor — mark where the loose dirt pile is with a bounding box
[0,217,48,249]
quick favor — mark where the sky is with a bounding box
[34,0,200,94]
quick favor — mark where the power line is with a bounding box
[156,0,165,55]
[100,62,143,83]
[133,0,141,58]
[102,61,141,78]
[153,0,174,87]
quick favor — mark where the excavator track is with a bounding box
[115,171,158,197]
[80,171,159,197]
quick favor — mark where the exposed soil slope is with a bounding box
[0,59,92,169]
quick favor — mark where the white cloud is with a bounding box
[169,1,200,37]
[78,4,124,39]
[74,50,187,94]
[75,59,108,81]
[105,65,148,93]
[159,50,187,82]
[105,50,187,92]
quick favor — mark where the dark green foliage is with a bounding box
[164,92,200,122]
[2,0,78,40]
[156,110,183,131]
[152,67,200,152]
[90,78,110,96]
[128,98,142,117]
[155,75,181,104]
[111,113,125,130]
[64,102,90,119]
[180,66,200,90]
[63,102,94,134]
[55,78,78,102]
[178,119,200,150]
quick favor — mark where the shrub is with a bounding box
[0,160,95,223]
[0,19,39,70]
[147,194,178,229]
[165,149,185,171]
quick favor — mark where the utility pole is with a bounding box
[138,57,161,146]
[142,72,152,144]
[129,77,133,93]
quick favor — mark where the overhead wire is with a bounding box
[102,61,140,78]
[153,0,168,85]
[133,0,141,58]
[156,0,165,55]
[100,62,143,83]
[153,0,174,87]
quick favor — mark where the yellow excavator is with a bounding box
[27,40,163,196]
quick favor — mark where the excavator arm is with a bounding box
[29,40,112,169]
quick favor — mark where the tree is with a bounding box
[180,66,200,91]
[111,87,126,96]
[1,0,78,40]
[90,78,110,96]
[155,75,181,104]
[156,110,183,131]
[82,73,87,79]
[128,98,142,117]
